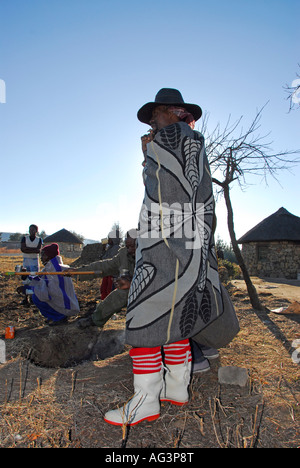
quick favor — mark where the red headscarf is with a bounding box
[168,106,196,129]
[42,243,60,259]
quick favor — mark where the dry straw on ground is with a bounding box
[0,255,299,448]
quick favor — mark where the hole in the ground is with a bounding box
[5,325,126,368]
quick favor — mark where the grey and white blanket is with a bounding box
[126,122,224,348]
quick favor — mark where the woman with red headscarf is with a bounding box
[18,243,80,325]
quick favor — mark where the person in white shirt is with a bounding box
[20,224,42,272]
[20,224,43,305]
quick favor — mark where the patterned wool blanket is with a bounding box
[126,122,224,348]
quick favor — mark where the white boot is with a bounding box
[104,370,163,426]
[161,358,191,406]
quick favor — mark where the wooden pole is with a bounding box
[2,271,99,277]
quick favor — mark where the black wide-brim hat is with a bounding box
[137,88,202,125]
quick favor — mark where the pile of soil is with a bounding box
[0,256,299,448]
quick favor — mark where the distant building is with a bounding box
[238,208,300,280]
[43,228,83,258]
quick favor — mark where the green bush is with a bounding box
[218,259,241,281]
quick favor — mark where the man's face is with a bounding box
[125,237,136,257]
[29,225,37,237]
[149,105,180,132]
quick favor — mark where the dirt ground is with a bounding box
[0,255,299,449]
[232,277,300,302]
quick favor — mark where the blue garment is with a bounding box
[23,258,40,295]
[23,257,39,272]
[32,294,66,322]
[28,255,80,317]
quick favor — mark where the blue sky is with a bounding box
[0,0,299,243]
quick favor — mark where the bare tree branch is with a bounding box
[203,104,300,189]
[200,104,300,310]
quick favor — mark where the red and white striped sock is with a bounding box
[130,347,162,375]
[163,339,192,366]
[129,340,191,374]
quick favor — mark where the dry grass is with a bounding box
[0,255,299,448]
[0,364,77,448]
[0,249,20,254]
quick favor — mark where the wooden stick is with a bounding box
[2,271,99,276]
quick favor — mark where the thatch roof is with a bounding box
[238,207,300,244]
[44,228,83,244]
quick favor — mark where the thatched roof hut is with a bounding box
[238,208,300,280]
[44,228,83,258]
[238,207,300,243]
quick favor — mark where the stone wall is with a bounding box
[53,242,83,259]
[241,241,300,279]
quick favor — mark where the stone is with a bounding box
[218,366,249,387]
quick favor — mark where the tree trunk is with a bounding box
[223,184,264,311]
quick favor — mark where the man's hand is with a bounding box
[141,130,155,153]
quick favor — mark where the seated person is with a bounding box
[72,230,137,329]
[17,243,80,325]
